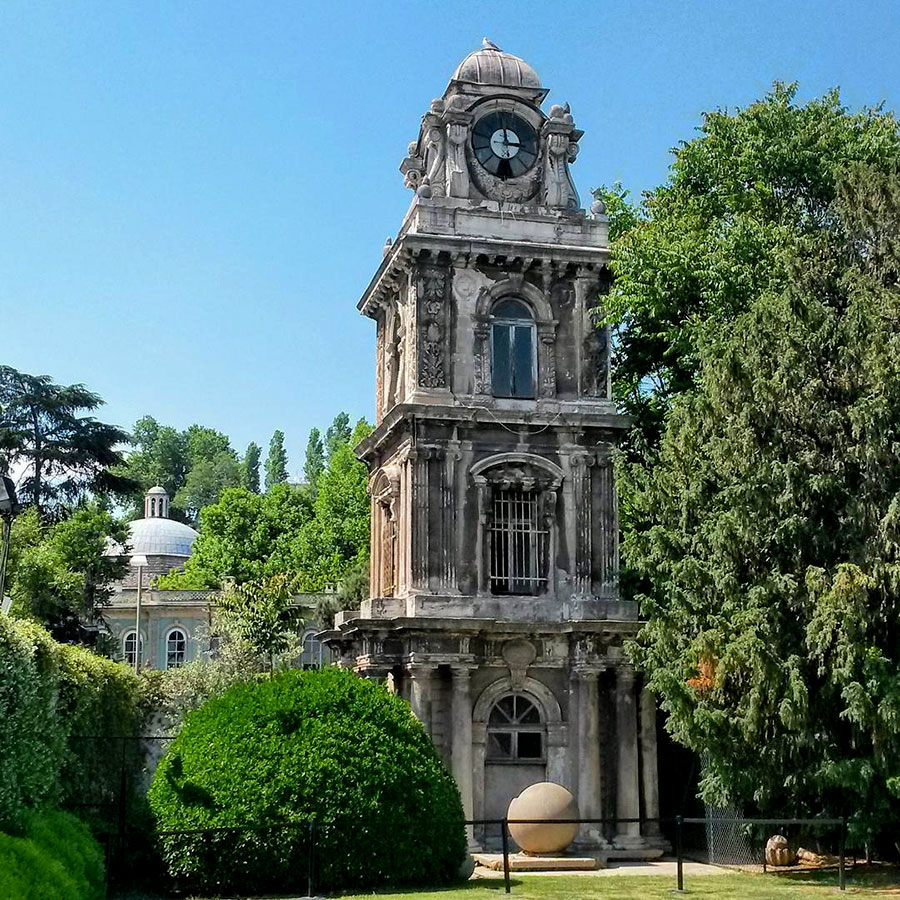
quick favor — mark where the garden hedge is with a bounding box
[0,809,105,900]
[149,667,467,894]
[0,615,141,831]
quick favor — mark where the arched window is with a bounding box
[300,629,322,670]
[123,630,143,667]
[166,628,187,669]
[150,497,156,517]
[486,694,545,761]
[491,298,535,399]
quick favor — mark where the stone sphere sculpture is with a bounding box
[765,834,797,867]
[507,782,579,854]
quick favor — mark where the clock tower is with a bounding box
[327,41,664,855]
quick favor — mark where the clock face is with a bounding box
[472,111,538,179]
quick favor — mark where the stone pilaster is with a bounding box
[450,666,476,847]
[574,668,604,847]
[615,666,643,846]
[408,664,437,736]
[640,685,661,837]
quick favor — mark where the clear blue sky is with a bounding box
[2,1,898,476]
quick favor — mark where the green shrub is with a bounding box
[0,615,141,832]
[55,642,142,815]
[149,667,467,895]
[0,809,105,900]
[0,616,65,831]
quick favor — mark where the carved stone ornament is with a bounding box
[502,638,537,688]
[418,269,448,389]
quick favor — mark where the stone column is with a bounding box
[640,685,661,838]
[408,665,436,736]
[450,666,476,847]
[574,668,603,847]
[615,666,642,846]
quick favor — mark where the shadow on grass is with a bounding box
[762,862,900,891]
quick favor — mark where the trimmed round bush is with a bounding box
[0,810,105,900]
[148,667,466,894]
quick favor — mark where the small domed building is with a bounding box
[105,486,328,672]
[104,487,211,670]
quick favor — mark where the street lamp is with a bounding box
[0,475,20,615]
[129,553,149,672]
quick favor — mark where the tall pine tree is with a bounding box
[241,442,261,493]
[303,428,324,491]
[265,430,288,491]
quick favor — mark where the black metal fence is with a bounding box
[65,736,875,898]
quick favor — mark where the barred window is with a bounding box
[489,488,548,595]
[166,628,187,669]
[487,694,545,761]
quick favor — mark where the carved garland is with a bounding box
[418,268,448,389]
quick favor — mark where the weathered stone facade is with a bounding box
[326,42,662,854]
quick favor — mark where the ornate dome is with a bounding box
[127,516,198,558]
[452,40,541,89]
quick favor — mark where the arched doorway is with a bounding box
[484,692,547,822]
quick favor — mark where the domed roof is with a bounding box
[146,485,168,495]
[127,516,198,558]
[452,40,541,89]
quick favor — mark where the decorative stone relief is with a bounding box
[539,332,557,398]
[417,268,449,389]
[502,638,537,688]
[446,120,470,199]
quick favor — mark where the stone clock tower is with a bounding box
[326,41,663,855]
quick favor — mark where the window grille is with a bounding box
[487,694,545,762]
[166,628,186,669]
[490,489,547,594]
[123,630,142,667]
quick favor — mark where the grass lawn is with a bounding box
[328,869,900,900]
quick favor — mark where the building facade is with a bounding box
[326,42,663,853]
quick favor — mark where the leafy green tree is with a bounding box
[324,412,351,463]
[11,504,128,641]
[317,554,369,627]
[291,440,370,591]
[240,441,261,493]
[303,427,324,491]
[173,450,241,524]
[265,429,288,491]
[217,574,304,674]
[601,84,900,449]
[0,366,133,518]
[157,484,313,589]
[625,165,900,838]
[114,416,189,515]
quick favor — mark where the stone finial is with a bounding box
[590,198,607,218]
[416,177,433,199]
[383,237,393,257]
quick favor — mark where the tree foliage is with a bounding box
[161,416,371,592]
[303,427,324,492]
[9,504,128,641]
[240,441,261,493]
[601,84,900,448]
[265,429,288,490]
[624,163,900,837]
[0,366,133,518]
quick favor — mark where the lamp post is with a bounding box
[129,553,149,672]
[0,476,20,615]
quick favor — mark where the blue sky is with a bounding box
[2,0,898,477]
